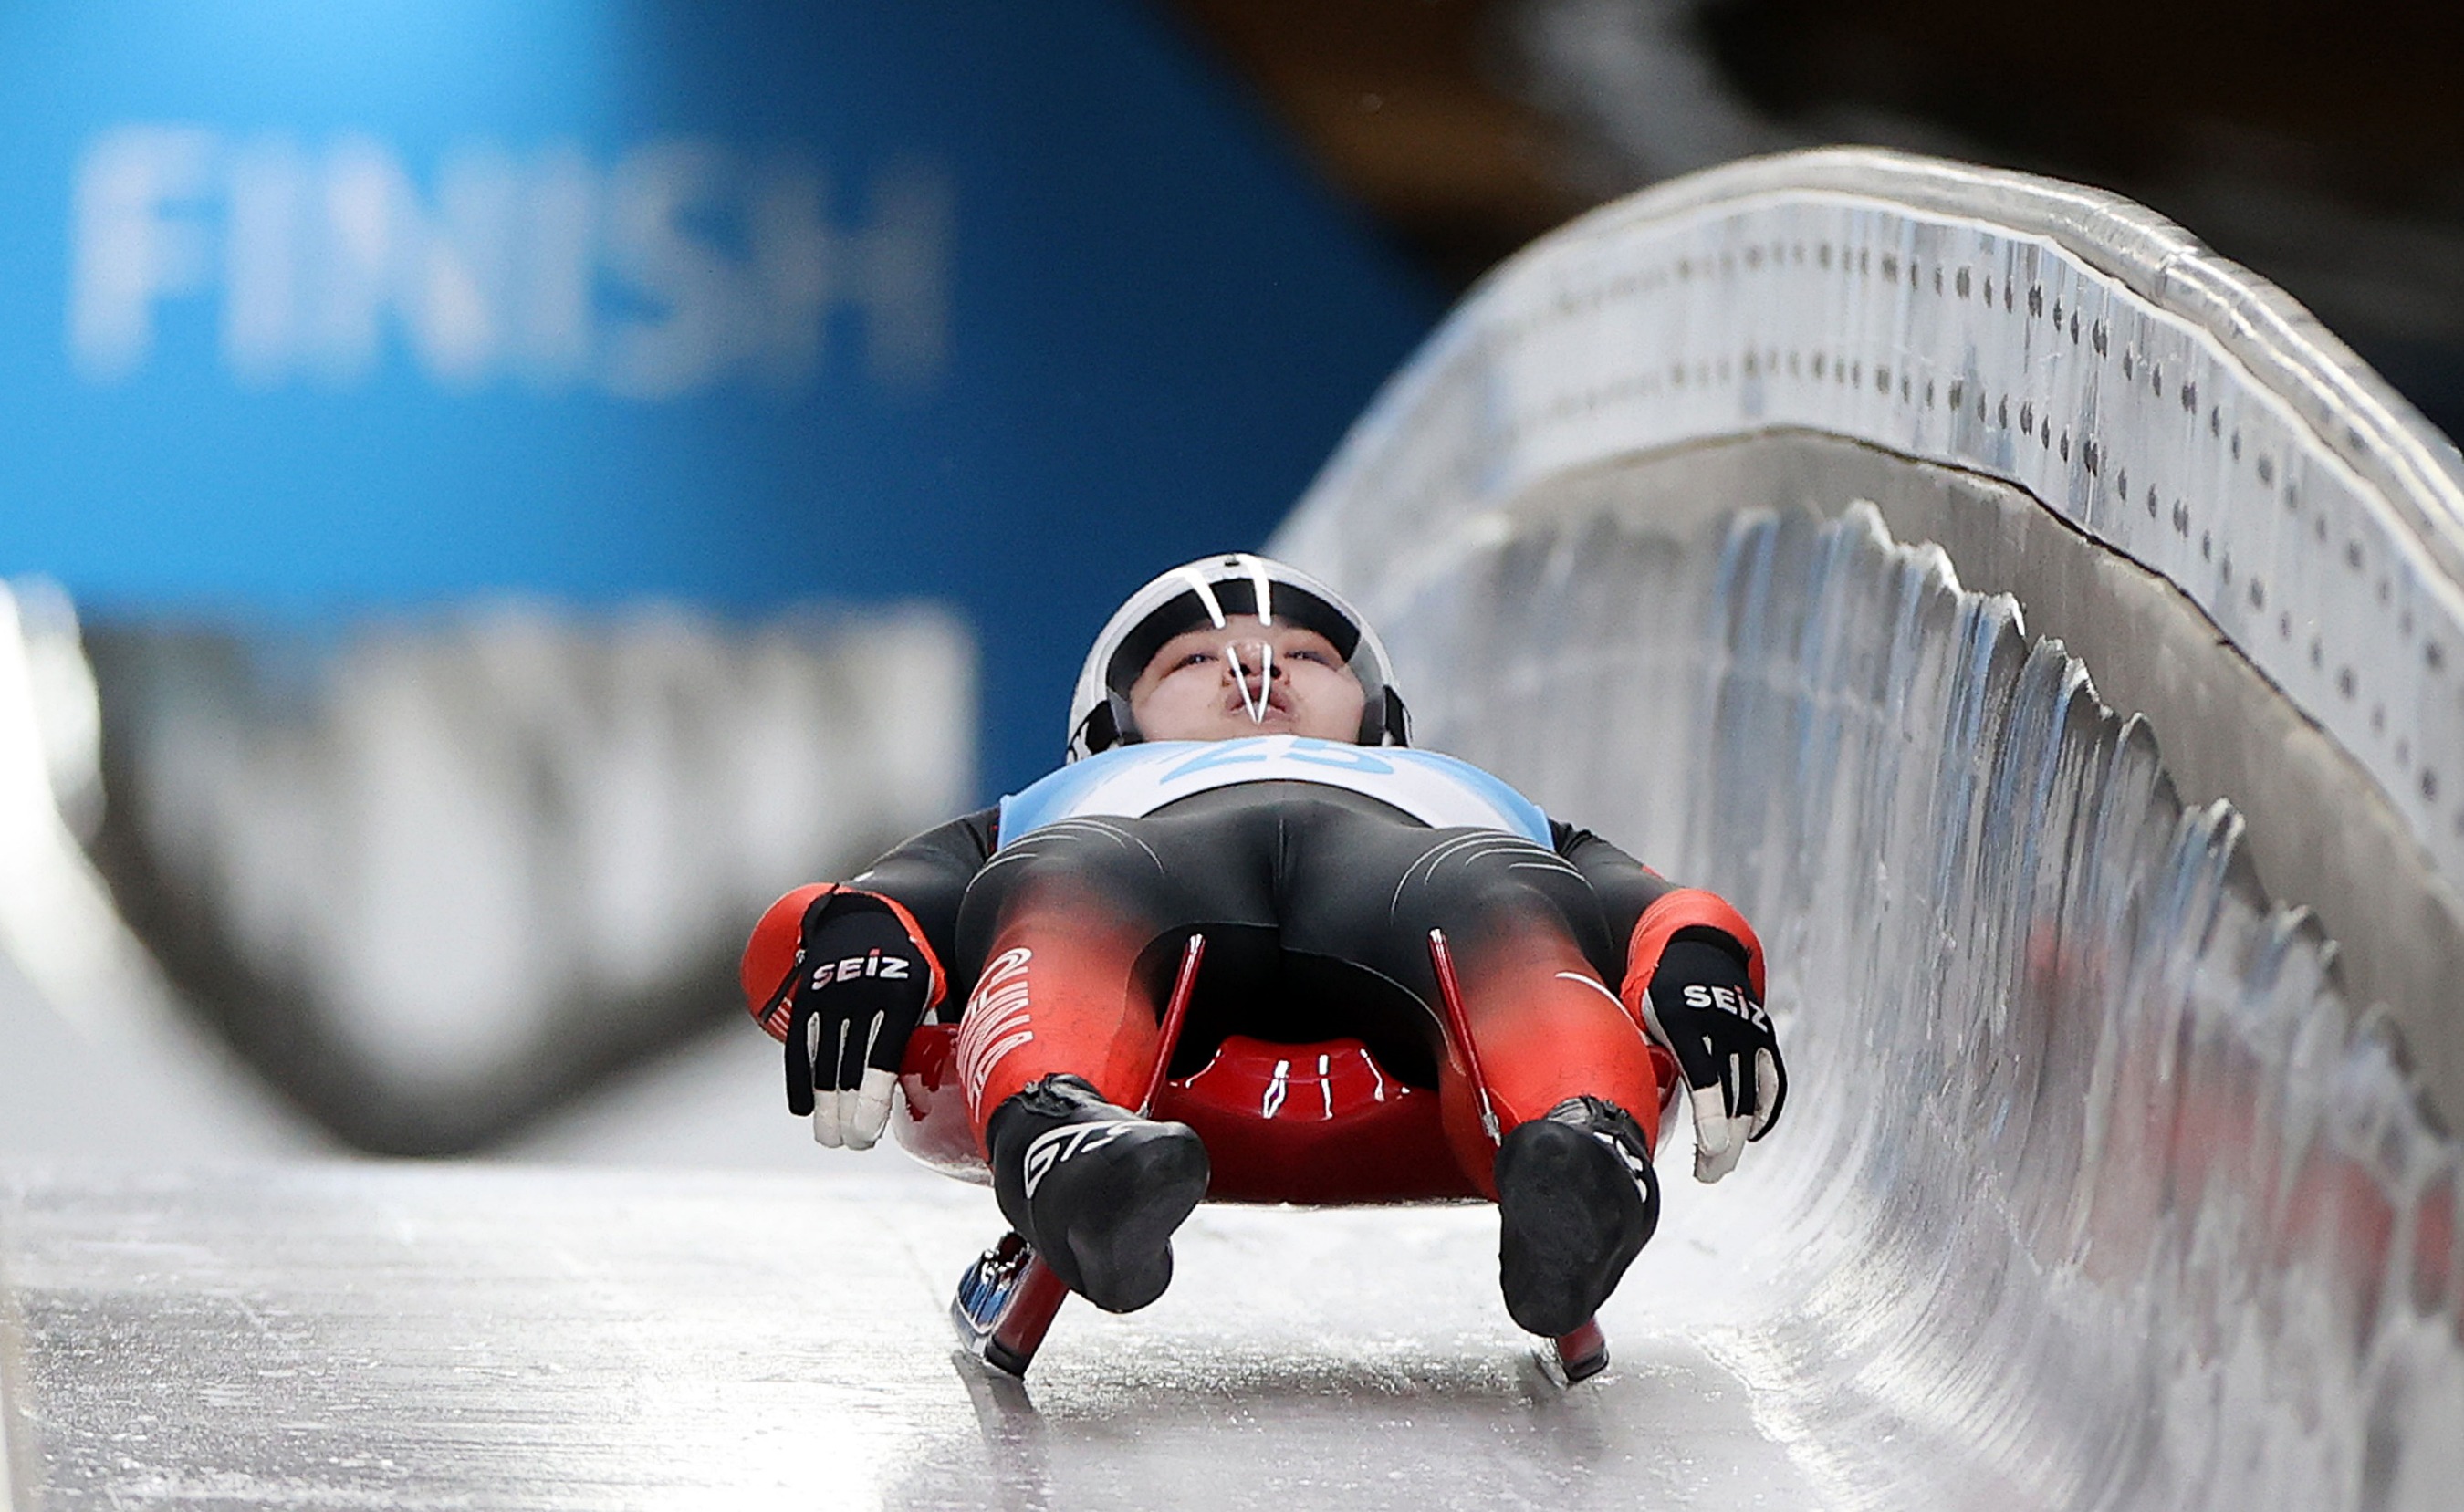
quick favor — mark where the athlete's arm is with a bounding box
[1550,820,1676,949]
[1550,819,1786,1182]
[845,806,1000,974]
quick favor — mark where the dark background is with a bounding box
[1162,0,2464,442]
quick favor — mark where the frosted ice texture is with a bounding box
[1367,500,2464,1510]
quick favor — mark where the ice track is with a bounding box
[0,1158,1821,1510]
[7,150,2464,1509]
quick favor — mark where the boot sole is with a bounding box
[1495,1120,1651,1337]
[1052,1128,1210,1314]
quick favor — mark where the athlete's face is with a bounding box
[1128,615,1368,743]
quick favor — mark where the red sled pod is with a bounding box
[895,933,1671,1383]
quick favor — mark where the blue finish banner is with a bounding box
[0,0,1436,790]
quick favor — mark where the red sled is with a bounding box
[893,931,1675,1384]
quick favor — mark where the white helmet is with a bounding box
[1067,553,1409,761]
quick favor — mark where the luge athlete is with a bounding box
[742,554,1784,1339]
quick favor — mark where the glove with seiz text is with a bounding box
[1640,930,1786,1183]
[780,892,932,1150]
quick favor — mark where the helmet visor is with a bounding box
[1102,576,1377,704]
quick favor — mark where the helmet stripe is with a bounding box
[1241,553,1275,624]
[1171,567,1228,629]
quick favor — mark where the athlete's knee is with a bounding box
[1394,829,1591,932]
[999,814,1171,872]
[963,817,1175,921]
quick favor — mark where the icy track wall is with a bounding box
[1274,150,2464,1510]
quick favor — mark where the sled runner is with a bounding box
[903,931,1657,1383]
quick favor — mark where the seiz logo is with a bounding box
[1020,1120,1137,1200]
[1681,982,1745,1014]
[809,950,912,988]
[1682,982,1768,1027]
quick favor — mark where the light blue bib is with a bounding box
[997,736,1551,848]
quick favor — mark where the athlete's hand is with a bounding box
[1640,935,1785,1182]
[782,893,930,1150]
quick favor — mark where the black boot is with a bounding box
[987,1076,1210,1314]
[1493,1095,1660,1337]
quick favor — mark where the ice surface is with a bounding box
[0,1162,1828,1510]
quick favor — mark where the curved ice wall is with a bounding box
[1275,149,2464,1509]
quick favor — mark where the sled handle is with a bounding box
[1426,927,1502,1148]
[1138,933,1207,1116]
